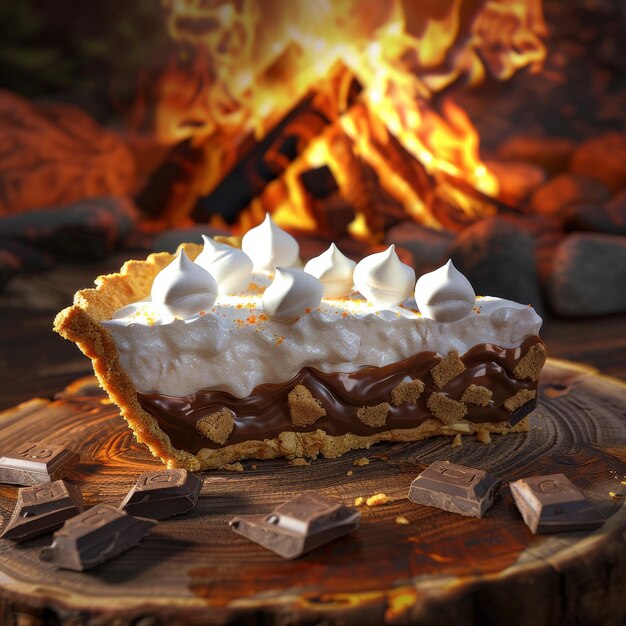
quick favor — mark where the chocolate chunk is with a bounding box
[119,469,203,519]
[1,480,83,542]
[40,503,156,571]
[0,442,79,486]
[510,473,605,534]
[408,460,500,518]
[230,491,360,559]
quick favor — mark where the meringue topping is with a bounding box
[150,250,218,319]
[414,260,475,322]
[353,245,415,307]
[303,243,356,298]
[194,236,253,295]
[262,267,323,322]
[241,214,299,272]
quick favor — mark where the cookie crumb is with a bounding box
[513,343,547,381]
[504,389,536,412]
[609,491,622,499]
[354,496,365,506]
[357,403,390,428]
[461,384,493,406]
[288,458,310,467]
[287,385,326,426]
[366,493,391,506]
[353,457,370,467]
[395,516,410,525]
[476,430,492,444]
[347,470,353,476]
[391,379,425,406]
[196,408,235,445]
[251,464,257,470]
[431,351,466,389]
[451,433,463,448]
[223,462,244,472]
[427,392,467,424]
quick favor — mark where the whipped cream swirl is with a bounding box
[241,214,299,272]
[303,243,356,298]
[194,236,253,295]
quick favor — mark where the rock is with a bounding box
[570,132,626,193]
[564,193,626,236]
[0,196,138,259]
[547,233,626,317]
[385,221,455,271]
[486,160,546,204]
[496,136,576,175]
[0,90,136,215]
[449,217,544,312]
[530,174,610,215]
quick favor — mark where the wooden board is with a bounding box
[0,358,625,626]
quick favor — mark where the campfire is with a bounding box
[0,0,625,319]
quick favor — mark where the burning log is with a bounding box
[0,90,135,215]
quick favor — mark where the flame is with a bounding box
[158,0,546,237]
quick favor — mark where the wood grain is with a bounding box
[0,359,624,626]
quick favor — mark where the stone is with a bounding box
[385,221,455,271]
[564,195,626,237]
[0,90,135,215]
[486,160,546,204]
[531,174,610,215]
[496,135,576,175]
[570,132,626,193]
[449,217,544,312]
[547,233,626,316]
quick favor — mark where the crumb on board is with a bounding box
[609,491,623,499]
[222,462,244,472]
[366,493,391,507]
[347,470,353,476]
[288,458,310,467]
[451,433,462,448]
[354,496,365,507]
[395,516,410,525]
[353,457,370,467]
[251,464,257,470]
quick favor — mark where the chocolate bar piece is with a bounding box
[408,460,500,518]
[119,469,203,519]
[0,442,79,486]
[1,480,83,542]
[40,503,156,571]
[230,491,360,559]
[510,473,605,534]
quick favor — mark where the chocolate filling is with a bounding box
[138,337,543,454]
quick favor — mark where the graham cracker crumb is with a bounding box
[357,403,390,428]
[395,516,410,525]
[288,385,326,427]
[451,433,463,448]
[366,493,391,506]
[391,379,425,406]
[427,392,467,424]
[347,470,353,476]
[196,408,235,445]
[476,430,492,444]
[431,350,466,389]
[288,458,310,467]
[223,462,244,472]
[354,496,365,506]
[461,384,493,406]
[513,343,547,382]
[251,464,257,470]
[353,457,370,467]
[504,389,537,412]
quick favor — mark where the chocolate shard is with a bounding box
[408,460,501,518]
[1,480,84,542]
[230,491,360,559]
[510,473,605,534]
[0,442,79,486]
[40,503,156,571]
[119,469,203,519]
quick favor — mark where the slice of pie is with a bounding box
[54,216,546,470]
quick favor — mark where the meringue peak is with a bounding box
[262,266,323,322]
[195,235,253,295]
[303,243,356,298]
[241,214,299,272]
[414,260,475,322]
[151,250,218,319]
[353,245,415,307]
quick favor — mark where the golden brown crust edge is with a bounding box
[54,243,533,470]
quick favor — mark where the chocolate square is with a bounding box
[510,473,605,534]
[230,491,360,559]
[0,442,79,486]
[408,460,500,518]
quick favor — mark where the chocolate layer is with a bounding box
[138,337,542,454]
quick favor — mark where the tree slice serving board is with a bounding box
[0,358,625,626]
